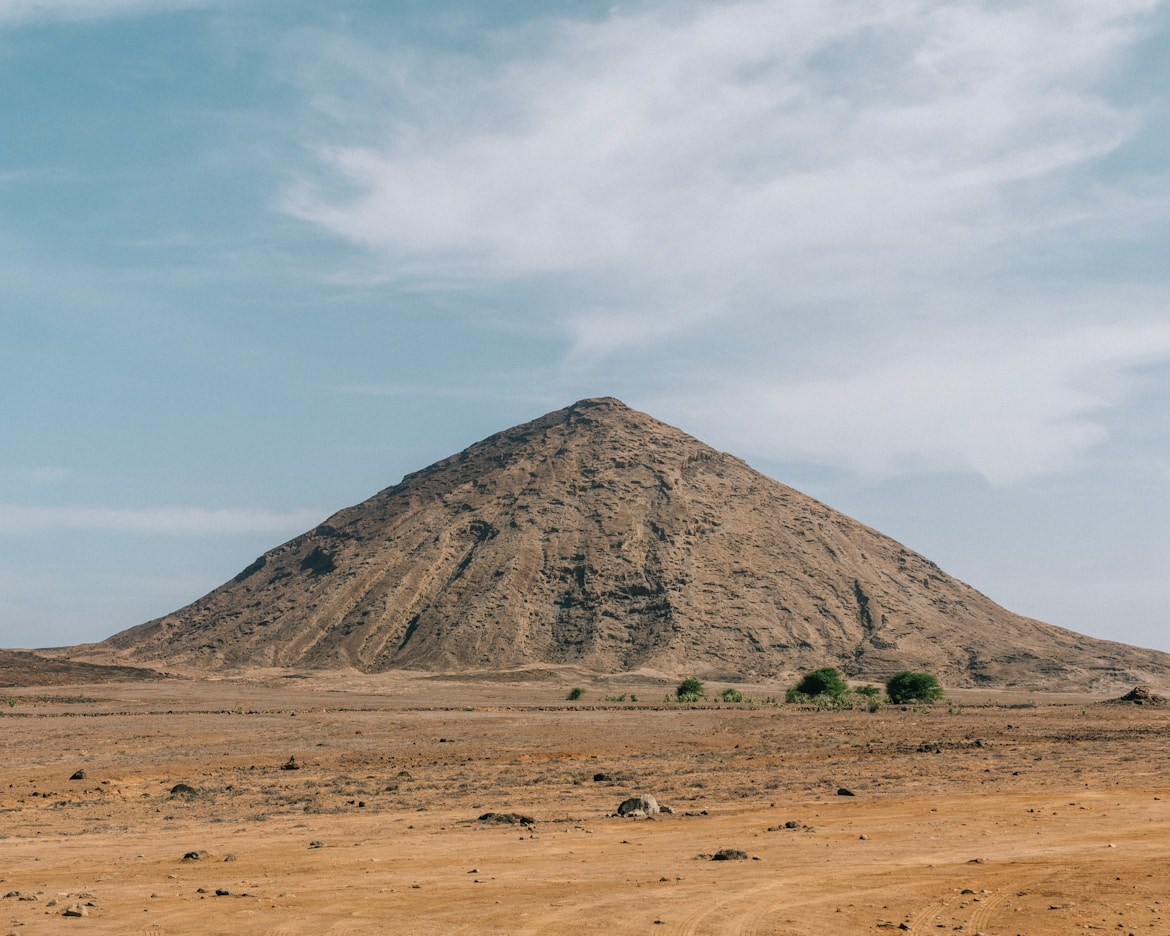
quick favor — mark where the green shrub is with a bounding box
[721,687,744,703]
[794,666,849,700]
[886,671,943,704]
[566,687,586,701]
[676,677,704,702]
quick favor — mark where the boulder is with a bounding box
[618,794,660,817]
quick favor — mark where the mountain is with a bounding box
[87,397,1170,689]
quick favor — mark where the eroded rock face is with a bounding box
[89,398,1170,689]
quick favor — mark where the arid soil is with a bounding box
[3,672,1169,935]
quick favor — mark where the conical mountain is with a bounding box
[94,398,1170,689]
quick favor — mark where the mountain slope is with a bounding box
[89,398,1170,689]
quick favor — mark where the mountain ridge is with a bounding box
[82,397,1170,690]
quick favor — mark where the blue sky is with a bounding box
[2,0,1169,654]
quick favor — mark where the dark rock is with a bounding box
[281,757,300,771]
[711,849,749,861]
[837,787,856,796]
[169,783,197,800]
[69,769,86,781]
[182,850,209,861]
[477,812,536,826]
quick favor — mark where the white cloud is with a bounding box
[659,319,1170,483]
[282,0,1170,483]
[286,0,1157,290]
[0,504,324,536]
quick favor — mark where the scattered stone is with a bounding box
[767,821,814,832]
[69,769,86,781]
[837,787,856,796]
[618,795,660,817]
[169,783,197,800]
[477,812,536,827]
[61,904,87,917]
[182,851,209,861]
[281,757,301,771]
[711,849,750,861]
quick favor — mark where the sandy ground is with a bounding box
[2,673,1168,935]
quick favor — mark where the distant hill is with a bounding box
[0,648,162,688]
[83,397,1170,690]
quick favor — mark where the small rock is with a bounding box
[182,851,209,861]
[618,795,660,817]
[61,904,87,918]
[837,787,855,796]
[69,769,86,781]
[281,757,301,771]
[308,841,324,849]
[223,854,237,862]
[214,889,230,897]
[711,849,750,861]
[169,783,197,800]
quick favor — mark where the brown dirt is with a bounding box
[2,672,1169,934]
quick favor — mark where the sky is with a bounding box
[2,0,1169,654]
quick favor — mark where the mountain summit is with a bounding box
[94,397,1170,688]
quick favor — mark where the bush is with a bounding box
[794,667,849,700]
[886,671,943,704]
[855,684,883,711]
[721,687,744,703]
[566,687,586,701]
[677,677,704,702]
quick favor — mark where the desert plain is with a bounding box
[2,671,1169,936]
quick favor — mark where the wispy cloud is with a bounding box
[0,504,325,536]
[285,0,1157,293]
[281,0,1170,483]
[659,318,1170,484]
[24,467,74,485]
